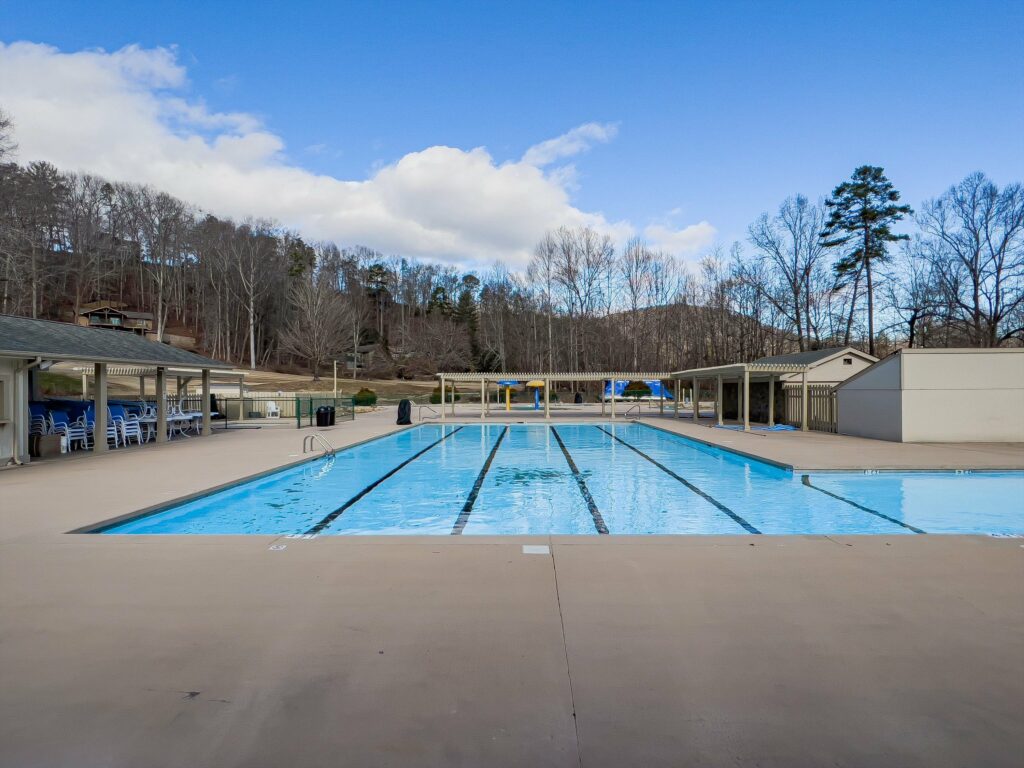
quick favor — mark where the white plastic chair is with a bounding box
[266,401,281,419]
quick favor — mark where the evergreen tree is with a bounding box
[820,166,912,356]
[453,274,481,366]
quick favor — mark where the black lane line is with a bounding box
[451,426,509,535]
[801,475,926,534]
[304,426,464,535]
[551,426,609,534]
[596,426,760,534]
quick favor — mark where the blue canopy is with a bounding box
[603,380,673,400]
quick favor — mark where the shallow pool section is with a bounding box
[97,423,1024,536]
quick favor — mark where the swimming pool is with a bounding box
[96,423,1024,536]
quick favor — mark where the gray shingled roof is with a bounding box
[753,346,865,366]
[0,314,231,369]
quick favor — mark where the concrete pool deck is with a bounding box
[2,408,1023,767]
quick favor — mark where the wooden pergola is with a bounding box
[669,362,812,431]
[435,371,672,421]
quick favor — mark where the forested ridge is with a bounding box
[1,110,1021,378]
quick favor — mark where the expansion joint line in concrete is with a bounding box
[451,426,508,534]
[548,542,584,768]
[596,425,761,534]
[801,475,927,534]
[551,426,609,534]
[304,426,464,535]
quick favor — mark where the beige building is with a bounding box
[753,346,878,384]
[837,348,1024,443]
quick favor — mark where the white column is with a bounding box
[674,379,680,419]
[543,377,551,420]
[801,370,809,432]
[692,377,699,422]
[440,375,446,423]
[238,378,246,422]
[768,374,775,427]
[480,379,486,420]
[659,382,664,415]
[81,371,88,399]
[716,375,723,426]
[610,380,616,420]
[333,360,338,400]
[156,367,168,443]
[743,368,750,432]
[138,375,145,398]
[95,363,108,452]
[201,368,212,437]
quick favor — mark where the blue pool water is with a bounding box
[98,423,1024,536]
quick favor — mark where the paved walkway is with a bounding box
[1,407,1022,767]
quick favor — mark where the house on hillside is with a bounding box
[76,302,154,336]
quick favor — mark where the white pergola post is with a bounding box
[138,375,146,398]
[743,367,750,432]
[659,382,664,415]
[801,370,809,432]
[480,379,486,420]
[692,377,699,422]
[94,363,108,453]
[201,368,212,436]
[601,381,606,417]
[543,377,551,420]
[610,380,616,420]
[81,371,88,400]
[238,378,246,422]
[156,367,168,443]
[674,379,680,419]
[440,374,446,423]
[768,374,775,427]
[716,375,723,426]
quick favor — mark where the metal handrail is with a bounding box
[302,433,335,455]
[624,404,641,420]
[418,405,439,422]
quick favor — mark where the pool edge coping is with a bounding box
[68,423,420,534]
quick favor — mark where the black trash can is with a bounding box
[315,405,331,428]
[397,399,412,425]
[327,406,336,426]
[574,392,584,404]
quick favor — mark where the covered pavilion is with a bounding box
[669,362,812,431]
[435,371,673,421]
[0,314,232,464]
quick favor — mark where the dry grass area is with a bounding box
[228,369,438,399]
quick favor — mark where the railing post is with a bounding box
[295,396,300,429]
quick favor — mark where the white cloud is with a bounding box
[0,42,708,269]
[644,221,718,256]
[521,122,618,167]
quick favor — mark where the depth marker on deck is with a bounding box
[597,426,761,534]
[551,426,609,534]
[305,426,464,535]
[451,426,508,534]
[801,475,926,534]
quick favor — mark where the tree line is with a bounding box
[1,111,1021,379]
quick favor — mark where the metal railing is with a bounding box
[418,405,439,422]
[302,433,335,455]
[624,404,642,420]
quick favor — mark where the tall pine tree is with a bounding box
[820,166,912,356]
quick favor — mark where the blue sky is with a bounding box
[1,0,1022,266]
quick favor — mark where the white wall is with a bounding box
[837,356,903,440]
[0,358,22,462]
[838,350,1024,443]
[900,350,1024,442]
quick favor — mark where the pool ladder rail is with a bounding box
[624,404,642,421]
[302,433,336,456]
[418,405,440,422]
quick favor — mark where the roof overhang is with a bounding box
[670,362,810,379]
[437,371,672,382]
[0,349,233,370]
[69,364,245,380]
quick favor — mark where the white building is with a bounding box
[836,348,1024,443]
